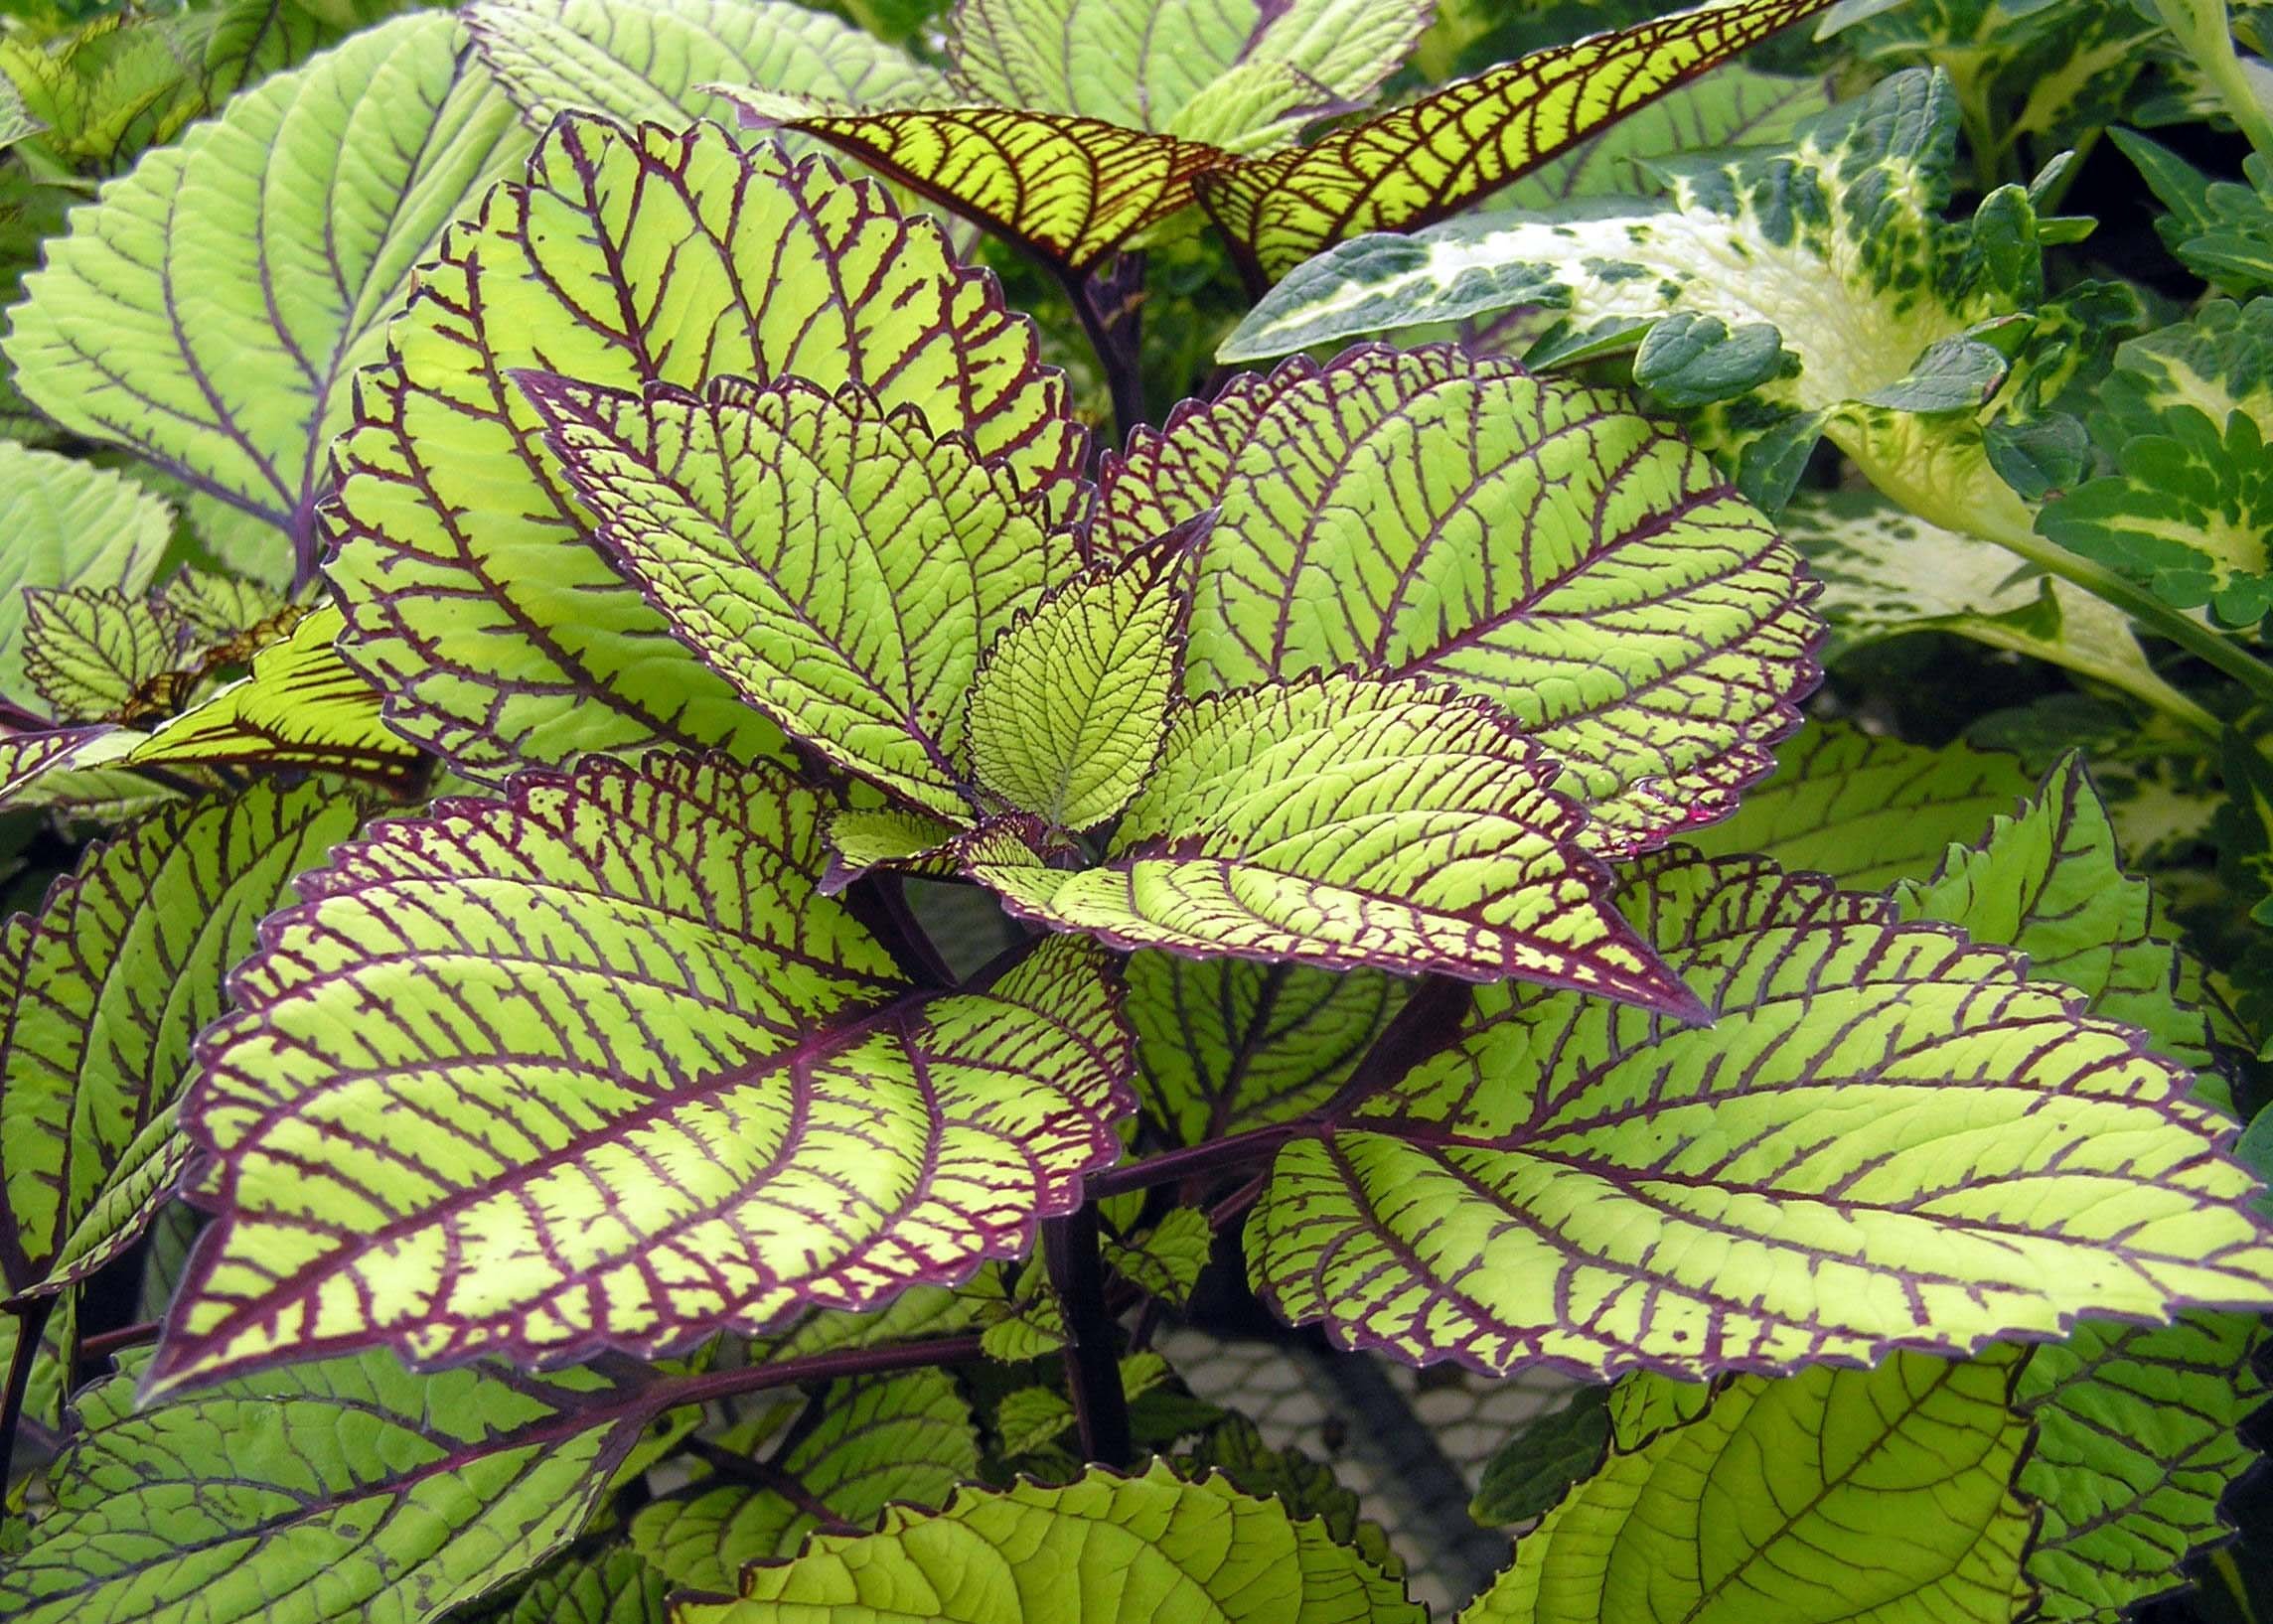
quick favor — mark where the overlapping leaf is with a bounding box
[3,14,532,571]
[1195,0,1849,285]
[19,588,184,724]
[962,673,1698,1009]
[1459,1348,2036,1622]
[1249,850,2273,1379]
[0,781,361,1309]
[0,444,171,716]
[327,114,1082,776]
[677,1460,1424,1622]
[523,372,1073,820]
[1683,719,2034,890]
[475,1549,672,1624]
[2116,129,2273,298]
[0,1350,674,1624]
[151,753,1132,1393]
[1095,346,1818,851]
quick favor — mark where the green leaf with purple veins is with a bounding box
[19,587,184,724]
[1094,345,1819,853]
[522,372,1076,821]
[960,671,1700,1012]
[325,113,1083,779]
[1249,850,2273,1380]
[150,753,1132,1394]
[0,443,173,716]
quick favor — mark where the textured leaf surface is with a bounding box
[20,587,183,724]
[679,1459,1423,1621]
[966,551,1188,828]
[0,1351,661,1624]
[328,115,1081,776]
[3,14,531,564]
[0,781,360,1306]
[523,372,1071,820]
[153,754,1132,1391]
[1459,1348,2035,1622]
[481,1549,670,1624]
[1097,346,1817,851]
[963,673,1696,1010]
[1250,851,2273,1379]
[1469,1386,1611,1526]
[1196,0,1846,284]
[0,444,171,714]
[1684,720,2034,890]
[821,807,962,893]
[467,0,941,131]
[123,606,424,790]
[632,1371,979,1591]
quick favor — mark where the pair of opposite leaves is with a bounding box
[718,0,1847,285]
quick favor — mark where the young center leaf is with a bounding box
[19,587,186,725]
[1248,851,2273,1379]
[1459,1348,2036,1623]
[676,1459,1424,1623]
[0,781,362,1309]
[326,115,1082,777]
[520,372,1077,821]
[0,1350,675,1624]
[3,13,531,577]
[1195,0,1848,287]
[960,672,1702,1012]
[1093,345,1820,852]
[0,443,172,716]
[149,753,1133,1394]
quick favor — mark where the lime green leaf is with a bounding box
[966,547,1190,829]
[0,78,34,152]
[328,115,1081,777]
[1604,1368,1712,1447]
[0,728,134,817]
[1195,0,1847,285]
[995,1384,1077,1455]
[962,672,1699,1012]
[1099,346,1817,851]
[1459,1348,2035,1622]
[20,587,183,724]
[632,1371,979,1591]
[1177,1414,1401,1580]
[1683,719,2034,890]
[0,444,172,714]
[1103,1205,1211,1303]
[480,1549,671,1624]
[678,1459,1424,1622]
[4,14,531,572]
[821,806,962,893]
[1469,1386,1611,1526]
[1250,850,2273,1379]
[123,606,424,791]
[1894,753,2234,1110]
[0,1350,666,1624]
[466,0,943,133]
[151,754,1132,1393]
[522,372,1072,821]
[1128,954,1409,1147]
[0,781,361,1308]
[2018,1312,2267,1619]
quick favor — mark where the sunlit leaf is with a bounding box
[962,672,1699,1011]
[1177,1414,1401,1579]
[328,114,1082,777]
[1250,850,2273,1378]
[1096,345,1818,851]
[3,14,531,571]
[820,806,963,894]
[19,587,183,725]
[1459,1348,2036,1622]
[151,754,1132,1393]
[677,1459,1424,1622]
[0,444,172,716]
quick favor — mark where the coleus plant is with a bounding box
[0,0,2271,1620]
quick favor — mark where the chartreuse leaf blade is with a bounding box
[480,1549,671,1624]
[679,1459,1423,1622]
[123,606,424,790]
[3,13,531,566]
[20,587,183,724]
[963,672,1699,1012]
[1098,346,1817,851]
[0,780,361,1306]
[151,754,1132,1393]
[966,546,1190,828]
[1683,719,2034,890]
[1195,0,1847,285]
[465,0,942,133]
[1458,1348,2036,1622]
[0,443,172,716]
[0,1349,665,1624]
[327,115,1082,777]
[1251,851,2273,1379]
[632,1371,979,1591]
[523,372,1072,820]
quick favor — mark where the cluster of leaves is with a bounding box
[0,0,2272,1617]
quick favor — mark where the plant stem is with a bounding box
[76,1318,161,1370]
[1042,1208,1131,1467]
[1086,1125,1296,1200]
[0,1296,56,1472]
[638,1332,988,1418]
[1060,255,1148,447]
[2155,0,2273,163]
